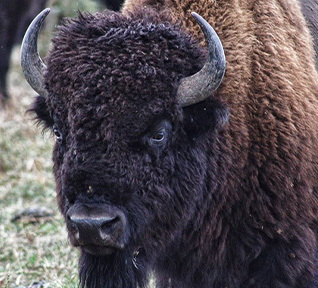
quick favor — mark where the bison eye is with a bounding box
[53,124,63,144]
[150,129,166,144]
[144,120,172,151]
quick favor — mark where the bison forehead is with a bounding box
[45,9,205,135]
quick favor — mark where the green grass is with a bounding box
[0,0,103,286]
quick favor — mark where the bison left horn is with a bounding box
[177,12,226,107]
[21,8,50,98]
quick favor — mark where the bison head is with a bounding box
[21,8,228,288]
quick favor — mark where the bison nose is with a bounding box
[66,204,128,251]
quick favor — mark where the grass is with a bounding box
[0,1,103,287]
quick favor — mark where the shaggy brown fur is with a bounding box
[29,0,318,287]
[124,0,318,68]
[126,0,318,286]
[121,1,318,233]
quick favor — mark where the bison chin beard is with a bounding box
[79,249,148,288]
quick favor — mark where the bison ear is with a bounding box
[182,99,229,138]
[27,95,54,130]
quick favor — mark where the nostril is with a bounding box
[67,213,75,224]
[101,216,120,233]
[67,214,79,230]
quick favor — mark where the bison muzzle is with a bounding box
[66,203,128,255]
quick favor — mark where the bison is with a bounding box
[21,0,318,287]
[0,0,47,104]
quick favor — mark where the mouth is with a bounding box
[80,244,118,256]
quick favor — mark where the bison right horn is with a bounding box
[21,8,50,98]
[177,12,226,107]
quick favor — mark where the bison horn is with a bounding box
[21,8,50,98]
[177,12,226,107]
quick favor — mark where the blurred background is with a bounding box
[0,0,122,287]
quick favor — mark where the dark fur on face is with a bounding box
[30,9,228,288]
